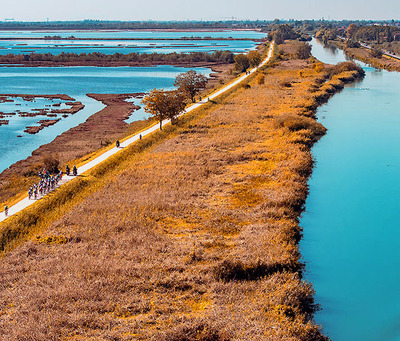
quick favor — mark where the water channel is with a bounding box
[301,39,400,340]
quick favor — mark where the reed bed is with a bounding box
[0,41,363,340]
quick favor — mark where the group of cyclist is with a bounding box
[3,164,79,217]
[28,169,63,200]
[28,165,78,200]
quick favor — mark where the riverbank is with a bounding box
[0,40,363,339]
[329,39,400,72]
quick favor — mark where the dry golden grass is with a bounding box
[0,41,361,340]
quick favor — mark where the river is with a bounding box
[301,39,400,340]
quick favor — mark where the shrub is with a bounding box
[256,73,265,85]
[370,48,383,58]
[162,321,230,341]
[275,113,326,136]
[213,258,297,282]
[43,155,60,174]
[313,62,324,73]
[296,43,312,59]
[328,61,365,78]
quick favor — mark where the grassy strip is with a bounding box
[0,73,253,255]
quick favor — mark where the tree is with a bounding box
[174,70,208,103]
[234,54,250,73]
[370,48,383,58]
[269,24,300,44]
[43,156,60,174]
[247,50,262,68]
[164,90,187,124]
[142,89,186,130]
[346,24,357,39]
[296,43,312,59]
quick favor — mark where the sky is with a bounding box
[2,0,400,22]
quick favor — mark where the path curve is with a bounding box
[0,42,274,223]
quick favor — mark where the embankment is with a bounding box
[330,39,400,72]
[0,40,364,340]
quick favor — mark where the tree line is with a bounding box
[0,50,235,65]
[0,20,271,31]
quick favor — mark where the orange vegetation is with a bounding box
[0,41,363,340]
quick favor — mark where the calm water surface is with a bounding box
[0,29,266,39]
[0,39,258,55]
[0,30,265,55]
[300,39,400,340]
[0,65,211,173]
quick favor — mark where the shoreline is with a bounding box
[0,60,232,68]
[0,62,232,207]
[328,39,400,72]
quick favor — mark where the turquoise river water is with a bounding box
[300,39,400,340]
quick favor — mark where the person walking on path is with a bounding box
[116,140,120,148]
[4,205,8,217]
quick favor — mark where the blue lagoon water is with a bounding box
[0,65,211,173]
[0,30,265,55]
[301,40,400,340]
[0,39,258,55]
[0,30,266,40]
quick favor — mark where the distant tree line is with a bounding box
[0,50,235,65]
[1,19,398,33]
[266,24,311,44]
[345,24,400,43]
[0,20,271,31]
